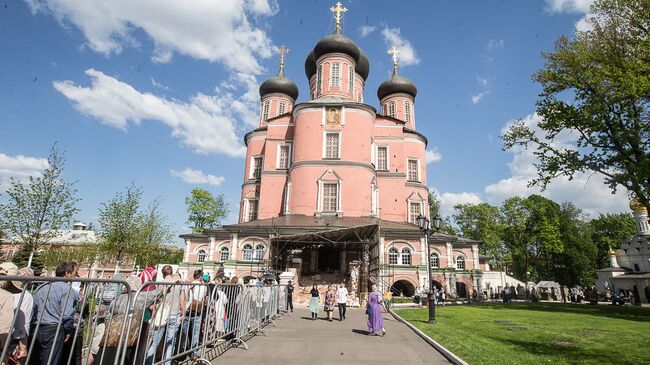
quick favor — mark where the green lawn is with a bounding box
[395,303,650,365]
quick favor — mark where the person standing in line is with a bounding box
[286,280,294,313]
[366,285,385,336]
[324,285,335,322]
[336,283,348,321]
[0,263,33,363]
[183,270,208,358]
[309,285,319,320]
[31,261,77,365]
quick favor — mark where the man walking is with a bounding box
[336,283,348,321]
[286,280,294,313]
[32,262,77,365]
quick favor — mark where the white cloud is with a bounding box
[477,76,490,87]
[150,77,170,91]
[25,0,278,74]
[485,39,504,51]
[170,168,225,187]
[380,27,420,66]
[425,149,442,164]
[359,25,376,38]
[0,153,49,191]
[53,69,247,157]
[544,0,595,32]
[431,187,482,217]
[485,113,629,216]
[471,91,489,104]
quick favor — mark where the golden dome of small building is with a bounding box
[629,196,647,213]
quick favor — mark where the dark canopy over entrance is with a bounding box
[271,224,380,295]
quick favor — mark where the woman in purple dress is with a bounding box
[366,285,385,336]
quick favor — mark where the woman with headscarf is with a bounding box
[309,285,320,320]
[366,285,385,336]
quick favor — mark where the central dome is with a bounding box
[304,33,370,81]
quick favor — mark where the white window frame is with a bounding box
[407,158,420,182]
[371,183,379,217]
[262,100,270,121]
[283,181,291,215]
[387,101,396,118]
[348,64,354,93]
[330,62,341,87]
[408,200,423,224]
[401,248,412,265]
[317,65,323,95]
[323,131,341,159]
[220,247,230,262]
[388,248,399,265]
[243,244,253,261]
[276,143,292,169]
[405,101,412,123]
[430,253,439,268]
[456,256,466,270]
[197,249,207,263]
[245,198,258,222]
[279,101,286,115]
[376,145,389,171]
[321,182,339,213]
[250,156,263,180]
[317,178,341,214]
[254,244,265,261]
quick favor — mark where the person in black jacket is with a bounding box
[286,281,294,313]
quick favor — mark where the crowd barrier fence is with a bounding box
[0,276,281,365]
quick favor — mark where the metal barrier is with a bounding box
[0,275,281,365]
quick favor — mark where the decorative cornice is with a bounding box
[290,159,376,173]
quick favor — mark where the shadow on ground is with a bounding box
[474,302,650,322]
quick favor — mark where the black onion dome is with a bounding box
[356,48,370,80]
[313,33,360,63]
[259,69,299,101]
[377,69,417,100]
[305,50,317,80]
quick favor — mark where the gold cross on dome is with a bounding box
[388,47,400,69]
[330,2,348,33]
[278,45,289,70]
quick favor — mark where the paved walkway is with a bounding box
[213,307,451,364]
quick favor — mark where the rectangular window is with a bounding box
[377,146,388,171]
[408,202,421,224]
[322,183,338,212]
[325,133,340,159]
[407,159,419,182]
[251,157,262,180]
[331,62,340,87]
[278,144,290,169]
[262,100,270,121]
[247,199,258,222]
[279,102,286,115]
[388,101,396,118]
[405,101,411,123]
[348,65,354,92]
[317,65,323,95]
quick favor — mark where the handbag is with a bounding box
[365,306,371,316]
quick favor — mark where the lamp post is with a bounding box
[417,214,441,324]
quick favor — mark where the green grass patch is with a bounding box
[395,303,650,365]
[391,296,416,304]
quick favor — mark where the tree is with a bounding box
[554,202,598,287]
[0,144,80,253]
[453,203,506,269]
[185,188,228,232]
[590,212,636,268]
[97,184,173,266]
[502,0,650,211]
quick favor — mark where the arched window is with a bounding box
[387,101,396,118]
[254,244,265,261]
[317,65,323,94]
[220,247,229,262]
[262,100,270,121]
[278,101,286,115]
[348,65,354,92]
[331,62,341,87]
[197,249,207,263]
[243,244,253,261]
[405,101,412,123]
[401,248,412,265]
[388,248,399,265]
[456,256,465,270]
[430,253,439,268]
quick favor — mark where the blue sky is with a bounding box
[0,0,628,245]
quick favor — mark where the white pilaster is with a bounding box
[446,242,453,268]
[183,239,191,262]
[379,237,385,265]
[473,245,479,269]
[208,237,216,260]
[231,233,239,260]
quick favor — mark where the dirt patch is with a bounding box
[553,341,576,347]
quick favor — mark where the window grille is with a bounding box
[325,133,340,159]
[220,247,229,261]
[252,157,262,179]
[197,249,206,263]
[279,101,286,115]
[456,256,465,270]
[348,65,354,92]
[322,183,338,212]
[401,248,412,265]
[331,62,341,87]
[388,101,396,118]
[247,200,258,222]
[262,100,270,121]
[243,244,253,261]
[317,65,323,94]
[407,159,419,181]
[388,248,399,265]
[405,101,411,123]
[278,145,290,169]
[408,202,421,224]
[377,146,388,170]
[430,253,439,268]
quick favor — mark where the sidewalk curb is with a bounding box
[388,309,469,365]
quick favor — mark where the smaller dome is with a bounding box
[313,33,360,63]
[356,49,370,80]
[305,50,317,80]
[377,69,417,101]
[259,69,299,101]
[629,196,647,213]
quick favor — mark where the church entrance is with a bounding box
[391,280,415,297]
[456,282,468,298]
[317,246,341,272]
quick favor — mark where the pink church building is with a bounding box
[182,4,488,303]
